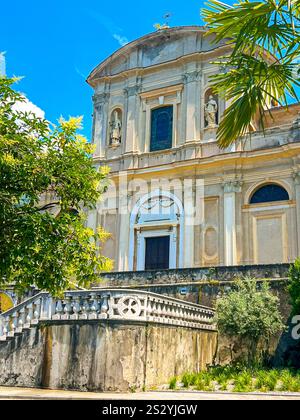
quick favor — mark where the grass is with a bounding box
[169,365,300,393]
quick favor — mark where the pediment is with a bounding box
[87,26,229,85]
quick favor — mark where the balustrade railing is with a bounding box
[0,289,215,342]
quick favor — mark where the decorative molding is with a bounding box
[223,180,243,194]
[93,93,110,105]
[182,70,201,84]
[129,190,185,271]
[124,85,142,97]
[293,170,300,185]
[140,84,183,100]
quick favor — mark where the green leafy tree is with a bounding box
[216,278,284,363]
[288,259,300,316]
[0,77,113,295]
[202,0,300,148]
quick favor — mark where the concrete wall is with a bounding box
[0,321,217,392]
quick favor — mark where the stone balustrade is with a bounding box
[0,289,215,342]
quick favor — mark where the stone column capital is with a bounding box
[93,93,110,105]
[222,179,243,194]
[293,170,300,185]
[182,71,201,84]
[124,85,142,97]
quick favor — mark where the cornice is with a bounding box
[88,46,232,87]
[94,141,300,179]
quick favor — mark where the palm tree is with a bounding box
[202,0,300,148]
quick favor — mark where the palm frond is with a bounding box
[211,54,300,148]
[201,0,300,147]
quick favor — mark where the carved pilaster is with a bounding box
[92,93,110,158]
[222,178,242,266]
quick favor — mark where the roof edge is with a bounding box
[87,26,208,86]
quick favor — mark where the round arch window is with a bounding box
[250,184,289,204]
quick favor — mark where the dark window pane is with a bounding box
[150,106,173,152]
[145,236,170,270]
[250,184,289,204]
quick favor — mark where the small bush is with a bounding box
[288,259,300,316]
[233,371,253,393]
[280,370,300,392]
[181,372,198,388]
[169,377,177,390]
[216,278,284,364]
[255,370,279,392]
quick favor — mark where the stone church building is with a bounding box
[87,26,300,273]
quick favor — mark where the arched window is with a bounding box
[150,106,173,152]
[250,184,289,204]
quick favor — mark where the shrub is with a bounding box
[288,259,300,316]
[181,372,197,388]
[215,278,285,363]
[169,377,177,390]
[255,370,279,392]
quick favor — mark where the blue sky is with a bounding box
[2,1,299,140]
[2,0,218,139]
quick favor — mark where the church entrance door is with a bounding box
[145,236,170,270]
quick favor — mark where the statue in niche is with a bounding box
[109,110,122,146]
[205,95,218,128]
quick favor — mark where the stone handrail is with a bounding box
[0,289,215,341]
[0,292,50,340]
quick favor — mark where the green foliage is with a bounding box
[181,372,198,387]
[288,259,300,316]
[280,370,300,392]
[0,77,113,295]
[174,365,300,393]
[202,0,300,148]
[169,377,177,390]
[215,278,284,363]
[232,371,253,393]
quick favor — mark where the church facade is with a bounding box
[87,26,300,272]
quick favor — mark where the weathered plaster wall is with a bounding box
[97,264,290,307]
[0,321,217,392]
[97,264,298,366]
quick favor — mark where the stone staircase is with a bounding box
[0,289,216,343]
